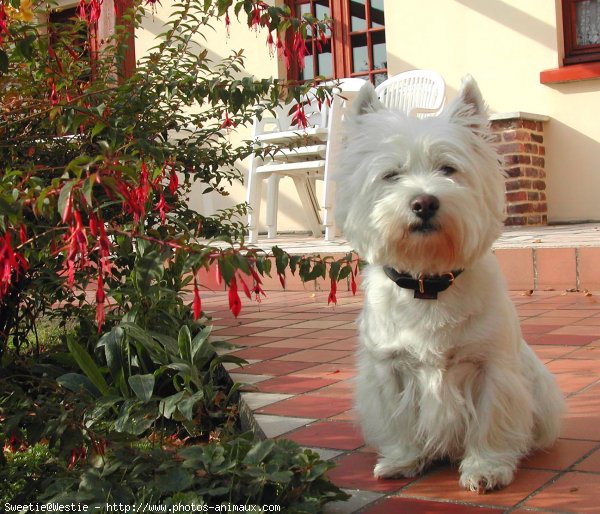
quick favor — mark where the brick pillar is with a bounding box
[489,112,550,226]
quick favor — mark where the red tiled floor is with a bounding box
[520,439,597,470]
[399,467,557,508]
[275,348,352,362]
[256,394,353,418]
[574,447,600,472]
[327,452,415,492]
[363,497,504,514]
[292,362,355,379]
[205,286,600,513]
[254,375,340,394]
[229,346,297,360]
[234,360,315,376]
[528,334,598,346]
[284,420,364,450]
[524,472,600,513]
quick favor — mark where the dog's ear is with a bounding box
[446,75,488,129]
[352,82,385,116]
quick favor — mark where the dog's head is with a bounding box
[335,75,505,275]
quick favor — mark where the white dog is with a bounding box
[335,76,564,493]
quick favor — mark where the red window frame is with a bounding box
[562,0,600,65]
[286,0,387,84]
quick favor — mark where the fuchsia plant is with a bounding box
[0,0,357,355]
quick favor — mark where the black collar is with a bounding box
[383,266,463,300]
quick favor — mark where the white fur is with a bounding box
[335,76,564,493]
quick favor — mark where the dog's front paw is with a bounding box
[459,463,514,494]
[374,456,423,479]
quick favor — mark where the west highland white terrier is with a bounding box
[335,76,564,493]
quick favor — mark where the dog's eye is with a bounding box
[440,165,457,176]
[382,170,401,181]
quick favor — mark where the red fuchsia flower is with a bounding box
[50,82,60,106]
[291,103,308,129]
[78,0,102,23]
[155,192,170,224]
[0,231,29,301]
[0,1,8,47]
[351,266,357,295]
[292,32,308,70]
[67,445,87,470]
[328,277,337,305]
[95,273,106,331]
[168,168,179,195]
[19,225,27,245]
[225,9,231,36]
[249,266,266,301]
[238,274,252,300]
[193,277,202,320]
[266,31,275,56]
[89,214,112,277]
[220,111,234,130]
[228,275,242,317]
[63,211,89,286]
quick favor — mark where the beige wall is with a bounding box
[137,0,600,230]
[138,1,313,233]
[384,0,600,223]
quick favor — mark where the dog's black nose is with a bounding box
[410,194,440,221]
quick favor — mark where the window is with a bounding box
[287,0,387,85]
[49,2,136,80]
[563,0,600,64]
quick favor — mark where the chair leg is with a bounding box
[266,175,280,239]
[292,176,322,237]
[246,169,264,244]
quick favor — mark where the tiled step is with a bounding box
[201,223,600,293]
[495,246,600,291]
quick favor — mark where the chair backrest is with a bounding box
[375,70,446,117]
[251,87,330,138]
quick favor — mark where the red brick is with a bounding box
[525,167,540,178]
[505,215,528,226]
[507,203,533,214]
[505,166,524,178]
[527,191,540,201]
[531,133,544,143]
[506,191,528,202]
[523,120,538,130]
[532,156,545,167]
[532,180,546,190]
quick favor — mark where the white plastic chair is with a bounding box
[375,70,446,117]
[246,78,366,243]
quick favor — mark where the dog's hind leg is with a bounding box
[374,446,427,479]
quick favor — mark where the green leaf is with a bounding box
[56,373,99,397]
[243,439,275,465]
[178,325,192,362]
[67,337,110,396]
[176,390,204,420]
[128,374,155,402]
[159,391,185,419]
[91,122,106,138]
[101,326,125,380]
